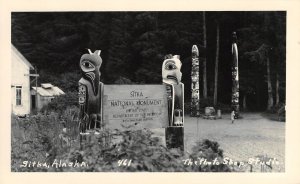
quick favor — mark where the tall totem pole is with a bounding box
[231,32,239,119]
[191,45,200,117]
[78,49,104,134]
[162,54,184,150]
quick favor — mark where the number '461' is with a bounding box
[118,159,132,167]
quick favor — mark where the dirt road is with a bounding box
[184,113,285,172]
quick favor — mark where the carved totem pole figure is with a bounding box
[191,45,200,117]
[162,54,184,150]
[79,49,104,134]
[231,32,239,119]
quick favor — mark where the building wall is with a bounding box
[32,93,54,111]
[11,49,31,116]
[37,95,54,110]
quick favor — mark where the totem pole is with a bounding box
[231,32,239,119]
[78,49,104,134]
[191,45,200,117]
[162,54,184,150]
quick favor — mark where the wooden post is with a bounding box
[165,126,184,150]
[35,67,38,110]
[25,67,39,111]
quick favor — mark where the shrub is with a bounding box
[188,139,231,172]
[41,91,78,114]
[11,107,80,172]
[12,111,231,172]
[59,130,232,172]
[185,97,232,115]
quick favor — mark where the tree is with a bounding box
[238,12,286,111]
[275,72,280,106]
[213,22,220,106]
[11,12,285,112]
[202,12,208,99]
[266,54,274,110]
[132,12,165,84]
[244,44,273,111]
[105,13,134,83]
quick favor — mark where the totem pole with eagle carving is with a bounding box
[78,49,104,134]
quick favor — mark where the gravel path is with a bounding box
[184,113,285,172]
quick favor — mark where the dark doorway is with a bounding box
[31,95,36,110]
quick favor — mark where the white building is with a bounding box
[11,45,34,116]
[31,83,65,111]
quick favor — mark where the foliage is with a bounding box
[61,130,231,172]
[11,111,231,172]
[276,102,285,122]
[199,97,214,109]
[267,102,286,115]
[12,12,203,85]
[238,12,286,111]
[40,92,78,114]
[36,71,81,92]
[184,97,231,115]
[214,102,232,113]
[11,12,286,111]
[188,139,231,172]
[114,76,134,84]
[11,107,79,171]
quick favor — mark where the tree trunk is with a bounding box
[276,73,279,106]
[267,57,274,111]
[203,11,207,99]
[213,23,220,106]
[243,94,247,111]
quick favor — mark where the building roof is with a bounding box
[32,83,65,97]
[11,44,34,70]
[41,83,53,89]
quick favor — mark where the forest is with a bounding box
[11,11,286,112]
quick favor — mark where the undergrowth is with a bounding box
[11,107,231,172]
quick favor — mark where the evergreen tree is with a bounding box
[105,13,134,83]
[11,12,285,112]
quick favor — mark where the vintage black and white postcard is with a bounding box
[1,0,300,183]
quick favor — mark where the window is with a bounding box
[16,86,22,106]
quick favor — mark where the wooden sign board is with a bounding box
[103,85,168,129]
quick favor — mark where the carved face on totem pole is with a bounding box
[192,45,199,64]
[191,72,199,82]
[162,55,182,85]
[80,50,102,96]
[192,90,199,98]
